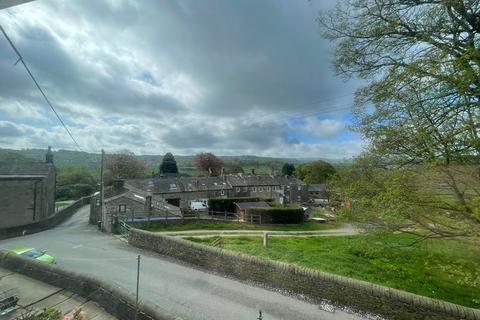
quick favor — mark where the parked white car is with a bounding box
[190,201,208,211]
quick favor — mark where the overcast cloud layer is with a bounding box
[0,0,364,159]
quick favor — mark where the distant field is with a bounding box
[140,221,338,232]
[187,233,480,308]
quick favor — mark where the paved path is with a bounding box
[0,206,373,320]
[161,227,359,238]
[0,267,115,320]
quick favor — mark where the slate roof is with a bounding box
[225,174,305,187]
[180,177,230,191]
[0,162,54,176]
[235,201,270,210]
[308,184,327,192]
[125,174,304,195]
[105,189,181,214]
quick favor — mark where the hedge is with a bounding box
[246,206,304,224]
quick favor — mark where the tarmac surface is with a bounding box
[0,267,115,319]
[0,206,374,320]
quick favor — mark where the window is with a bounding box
[169,183,177,190]
[298,186,302,191]
[119,204,126,213]
[96,199,100,206]
[266,186,271,191]
[236,187,240,192]
[259,187,263,192]
[220,190,225,196]
[252,187,257,192]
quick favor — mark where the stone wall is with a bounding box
[0,196,91,240]
[0,178,38,228]
[129,228,480,320]
[0,251,176,320]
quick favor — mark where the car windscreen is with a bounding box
[21,249,44,259]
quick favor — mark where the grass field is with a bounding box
[187,233,480,308]
[140,221,339,232]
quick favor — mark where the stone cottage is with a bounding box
[124,173,309,209]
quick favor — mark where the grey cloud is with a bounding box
[0,121,26,137]
[0,0,363,158]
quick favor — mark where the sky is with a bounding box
[0,0,365,159]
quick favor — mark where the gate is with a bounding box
[116,218,131,239]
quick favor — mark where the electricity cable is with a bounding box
[0,24,83,152]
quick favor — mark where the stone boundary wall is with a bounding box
[129,228,480,320]
[0,251,178,320]
[0,196,92,240]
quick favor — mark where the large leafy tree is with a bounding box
[193,152,224,176]
[106,151,146,182]
[296,160,336,184]
[320,1,480,240]
[159,152,179,174]
[281,163,295,176]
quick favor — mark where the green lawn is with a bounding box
[140,221,338,232]
[187,233,480,308]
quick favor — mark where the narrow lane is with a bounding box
[0,206,371,320]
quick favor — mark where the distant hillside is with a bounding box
[0,148,350,175]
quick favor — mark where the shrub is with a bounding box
[208,197,263,213]
[246,206,304,224]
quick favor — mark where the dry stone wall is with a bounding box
[129,228,480,320]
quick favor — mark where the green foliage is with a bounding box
[296,160,336,184]
[331,153,480,240]
[56,166,98,200]
[208,197,263,213]
[281,163,295,176]
[105,151,146,183]
[247,206,304,224]
[159,152,178,174]
[191,233,480,308]
[20,308,63,320]
[0,151,38,163]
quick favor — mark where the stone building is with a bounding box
[124,173,309,209]
[308,183,329,204]
[90,180,181,226]
[0,147,56,228]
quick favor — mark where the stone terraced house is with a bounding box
[124,173,309,209]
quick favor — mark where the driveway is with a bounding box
[0,206,373,320]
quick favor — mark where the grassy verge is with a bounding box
[187,233,480,308]
[140,221,338,232]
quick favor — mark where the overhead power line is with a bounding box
[0,24,83,151]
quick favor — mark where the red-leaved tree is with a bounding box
[193,152,224,177]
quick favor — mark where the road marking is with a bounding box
[72,244,83,249]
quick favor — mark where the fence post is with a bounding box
[263,232,269,248]
[224,210,227,220]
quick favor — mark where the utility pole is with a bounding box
[135,255,141,320]
[100,149,105,231]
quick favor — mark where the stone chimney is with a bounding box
[113,179,124,190]
[45,146,54,164]
[145,194,152,212]
[208,167,213,177]
[220,167,225,177]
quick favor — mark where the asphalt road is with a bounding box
[0,206,372,320]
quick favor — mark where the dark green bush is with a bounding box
[246,206,304,224]
[208,197,262,213]
[56,183,96,201]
